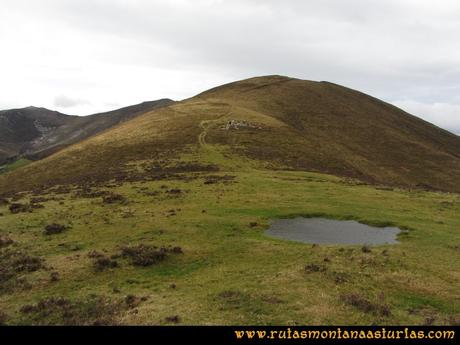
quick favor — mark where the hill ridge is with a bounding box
[0,99,174,164]
[1,75,459,194]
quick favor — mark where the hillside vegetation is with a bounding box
[0,76,459,325]
[1,75,459,194]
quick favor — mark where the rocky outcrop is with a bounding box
[221,119,262,130]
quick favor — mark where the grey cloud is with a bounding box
[22,2,460,87]
[1,0,459,134]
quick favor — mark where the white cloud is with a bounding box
[54,95,90,108]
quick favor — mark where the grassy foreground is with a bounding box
[0,145,459,325]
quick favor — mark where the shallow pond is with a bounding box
[265,217,400,245]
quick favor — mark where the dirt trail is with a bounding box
[198,120,211,147]
[198,108,232,148]
[196,107,239,168]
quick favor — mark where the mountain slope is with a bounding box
[0,99,174,164]
[0,107,72,163]
[1,75,459,194]
[198,76,460,189]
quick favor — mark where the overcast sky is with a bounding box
[1,0,460,135]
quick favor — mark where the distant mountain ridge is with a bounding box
[0,99,174,164]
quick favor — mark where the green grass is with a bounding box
[0,158,31,174]
[0,145,459,325]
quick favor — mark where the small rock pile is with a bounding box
[221,119,262,130]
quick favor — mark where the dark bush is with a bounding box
[13,255,43,272]
[0,249,44,293]
[449,315,460,326]
[166,188,182,195]
[165,315,180,324]
[333,272,349,284]
[170,246,183,254]
[380,304,392,317]
[218,290,242,299]
[102,193,126,204]
[124,295,144,308]
[361,245,372,253]
[341,293,391,316]
[204,175,235,185]
[304,263,327,273]
[125,294,137,306]
[87,250,104,259]
[18,296,124,325]
[217,290,251,307]
[44,223,67,235]
[50,271,60,282]
[341,293,375,313]
[121,245,166,266]
[74,188,109,199]
[9,203,31,214]
[19,304,37,314]
[0,268,14,284]
[30,197,48,204]
[0,311,7,325]
[93,256,118,272]
[0,235,13,248]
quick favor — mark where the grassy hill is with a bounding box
[1,75,459,195]
[0,76,459,325]
[198,76,460,191]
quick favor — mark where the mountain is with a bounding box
[1,75,460,194]
[0,99,174,164]
[0,107,70,163]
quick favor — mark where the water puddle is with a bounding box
[265,217,400,245]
